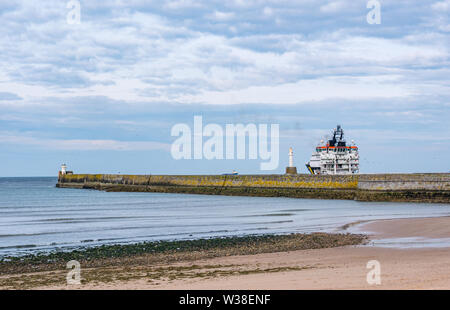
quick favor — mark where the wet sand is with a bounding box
[5,216,450,290]
[40,246,450,290]
[356,216,450,239]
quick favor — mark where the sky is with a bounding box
[0,0,449,177]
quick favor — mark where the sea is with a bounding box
[1,177,450,257]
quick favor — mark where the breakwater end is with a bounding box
[56,173,450,203]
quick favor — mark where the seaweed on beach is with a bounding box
[0,233,367,275]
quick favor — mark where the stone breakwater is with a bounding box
[56,173,450,203]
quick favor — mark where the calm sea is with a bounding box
[1,177,450,256]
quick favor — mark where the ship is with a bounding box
[305,125,359,175]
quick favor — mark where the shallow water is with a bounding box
[1,177,450,256]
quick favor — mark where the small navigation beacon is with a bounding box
[285,147,298,175]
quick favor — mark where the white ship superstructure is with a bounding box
[306,125,359,175]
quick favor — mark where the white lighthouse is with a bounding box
[285,147,298,175]
[60,164,67,175]
[289,147,294,167]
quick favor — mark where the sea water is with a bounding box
[1,177,450,256]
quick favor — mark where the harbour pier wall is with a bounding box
[56,173,450,203]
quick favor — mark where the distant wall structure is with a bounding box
[358,174,450,191]
[355,174,450,203]
[57,173,450,203]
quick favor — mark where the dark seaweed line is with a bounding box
[0,233,367,269]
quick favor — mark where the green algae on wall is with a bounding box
[57,173,450,203]
[59,174,359,189]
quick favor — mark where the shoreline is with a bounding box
[2,216,450,289]
[352,216,450,239]
[347,216,450,248]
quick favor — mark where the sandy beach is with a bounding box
[48,246,450,290]
[2,216,450,290]
[356,216,450,239]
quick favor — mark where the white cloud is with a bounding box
[209,10,235,21]
[180,75,414,105]
[0,1,448,107]
[164,0,203,10]
[0,0,449,174]
[0,132,171,151]
[319,1,346,13]
[263,6,273,16]
[432,0,450,11]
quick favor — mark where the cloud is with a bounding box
[0,1,448,105]
[0,1,449,174]
[262,7,273,17]
[432,0,450,11]
[164,0,204,10]
[0,132,171,151]
[319,1,346,13]
[0,92,22,101]
[181,75,415,105]
[209,10,235,21]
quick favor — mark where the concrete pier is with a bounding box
[56,173,450,203]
